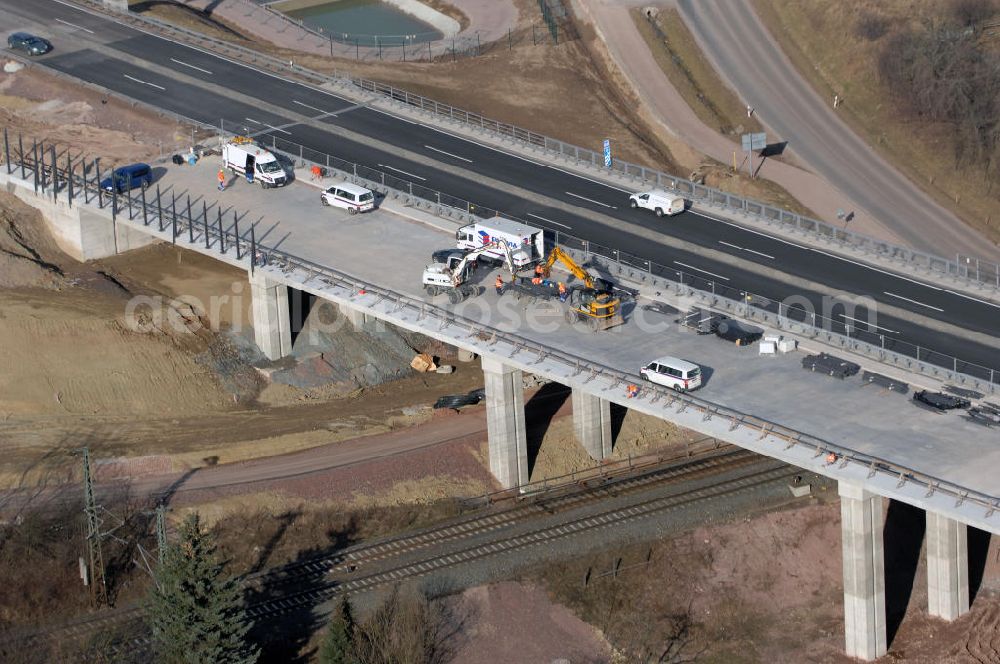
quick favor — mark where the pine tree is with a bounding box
[147,513,259,664]
[319,596,358,664]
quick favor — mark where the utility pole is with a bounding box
[156,504,168,564]
[82,447,109,606]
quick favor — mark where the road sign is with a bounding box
[741,132,766,152]
[603,139,611,168]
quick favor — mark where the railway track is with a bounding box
[0,448,798,656]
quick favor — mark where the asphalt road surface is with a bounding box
[678,0,995,262]
[3,0,999,377]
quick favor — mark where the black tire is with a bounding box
[321,196,329,206]
[448,290,463,304]
[348,207,357,215]
[672,384,683,392]
[655,207,664,217]
[630,199,638,209]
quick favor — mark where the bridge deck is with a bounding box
[157,160,1000,505]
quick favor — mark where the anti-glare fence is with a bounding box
[252,129,1000,393]
[5,129,997,529]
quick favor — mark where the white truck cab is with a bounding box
[222,139,287,188]
[629,191,685,217]
[321,182,375,214]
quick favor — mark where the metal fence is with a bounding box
[228,0,551,62]
[7,130,996,523]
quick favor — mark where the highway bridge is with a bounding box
[2,1,1000,660]
[4,0,1000,378]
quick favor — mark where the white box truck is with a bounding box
[455,217,544,268]
[222,138,288,188]
[629,191,685,217]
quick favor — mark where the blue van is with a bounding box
[101,163,153,194]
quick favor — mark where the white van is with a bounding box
[321,182,375,214]
[222,139,287,188]
[639,356,702,391]
[629,191,685,217]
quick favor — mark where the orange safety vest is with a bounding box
[217,170,225,182]
[558,283,566,293]
[495,277,503,287]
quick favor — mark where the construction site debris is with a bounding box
[861,371,908,394]
[410,353,438,372]
[912,390,970,411]
[433,388,486,410]
[801,352,860,379]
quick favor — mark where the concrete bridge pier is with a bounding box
[926,512,970,621]
[839,481,887,661]
[482,357,527,489]
[343,306,380,332]
[572,389,612,460]
[249,271,292,361]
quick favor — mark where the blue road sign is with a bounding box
[603,139,611,168]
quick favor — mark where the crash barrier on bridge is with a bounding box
[5,132,998,527]
[68,0,1000,294]
[209,127,999,395]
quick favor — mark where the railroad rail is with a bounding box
[0,448,796,656]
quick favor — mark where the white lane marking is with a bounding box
[424,145,472,163]
[245,117,291,135]
[123,74,165,91]
[883,291,944,312]
[55,18,94,33]
[838,314,899,334]
[944,289,1000,310]
[565,192,616,209]
[674,261,730,281]
[689,209,945,291]
[526,212,571,230]
[169,57,213,75]
[718,240,775,260]
[293,99,331,115]
[378,164,425,181]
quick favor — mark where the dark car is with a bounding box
[100,163,153,194]
[7,32,52,56]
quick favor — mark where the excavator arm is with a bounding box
[448,241,518,286]
[544,247,594,289]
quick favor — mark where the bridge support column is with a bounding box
[482,357,527,489]
[249,271,292,361]
[572,389,612,460]
[839,481,886,661]
[926,511,969,621]
[343,306,373,331]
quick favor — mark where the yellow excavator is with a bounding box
[541,247,624,331]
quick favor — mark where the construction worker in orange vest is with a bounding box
[217,168,226,191]
[495,275,504,295]
[558,282,567,302]
[626,384,639,398]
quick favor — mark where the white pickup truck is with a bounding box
[629,191,685,217]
